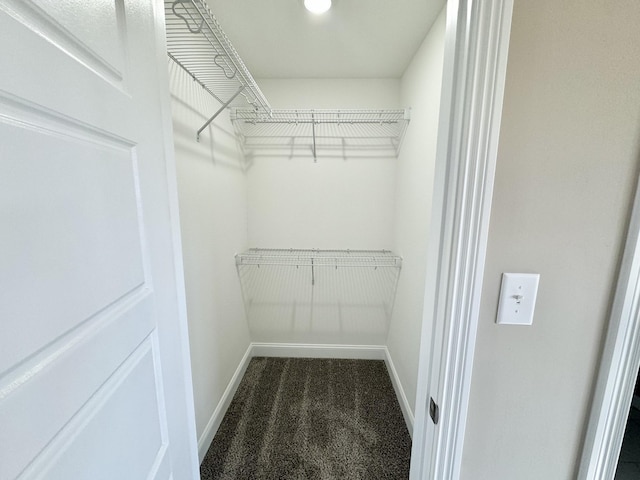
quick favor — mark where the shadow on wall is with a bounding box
[237,263,401,345]
[167,58,246,172]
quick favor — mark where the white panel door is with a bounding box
[0,0,198,479]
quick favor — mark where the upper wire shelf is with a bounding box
[231,108,411,160]
[235,248,403,269]
[164,1,410,156]
[165,0,271,139]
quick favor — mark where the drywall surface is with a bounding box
[168,61,251,442]
[247,78,400,249]
[245,154,396,249]
[243,79,400,344]
[460,1,640,479]
[256,79,401,109]
[386,9,445,416]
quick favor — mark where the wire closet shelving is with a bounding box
[236,249,402,269]
[236,249,402,288]
[165,0,271,140]
[231,108,411,160]
[235,249,403,334]
[164,0,411,156]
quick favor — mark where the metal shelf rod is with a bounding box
[196,85,244,141]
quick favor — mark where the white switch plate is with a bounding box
[496,273,540,325]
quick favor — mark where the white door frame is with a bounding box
[409,0,514,478]
[577,181,640,478]
[152,0,201,474]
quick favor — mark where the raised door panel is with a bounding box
[29,0,126,76]
[0,99,145,373]
[0,297,156,480]
[0,0,131,136]
[17,340,170,480]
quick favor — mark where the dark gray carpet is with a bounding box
[200,357,411,480]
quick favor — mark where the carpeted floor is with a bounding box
[200,357,411,480]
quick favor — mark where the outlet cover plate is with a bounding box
[496,273,540,325]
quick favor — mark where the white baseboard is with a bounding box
[250,342,386,360]
[384,347,415,437]
[197,344,253,463]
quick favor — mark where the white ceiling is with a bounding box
[205,0,446,79]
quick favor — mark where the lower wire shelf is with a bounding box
[235,249,403,341]
[235,248,403,269]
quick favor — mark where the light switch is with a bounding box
[496,273,540,325]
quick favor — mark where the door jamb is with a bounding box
[409,0,514,478]
[577,179,640,479]
[152,0,200,475]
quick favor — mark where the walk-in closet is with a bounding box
[165,0,446,476]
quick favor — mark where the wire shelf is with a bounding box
[165,2,410,154]
[165,0,271,138]
[235,248,403,269]
[231,109,411,159]
[235,249,402,332]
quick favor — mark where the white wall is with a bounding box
[386,9,446,415]
[248,79,400,250]
[168,61,251,446]
[241,79,402,345]
[245,155,396,249]
[257,79,401,109]
[461,1,640,479]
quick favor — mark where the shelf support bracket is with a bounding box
[311,257,315,286]
[311,112,317,162]
[197,85,245,141]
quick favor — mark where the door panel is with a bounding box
[18,339,168,480]
[0,0,197,478]
[0,295,155,479]
[0,1,130,134]
[28,0,126,76]
[0,106,145,372]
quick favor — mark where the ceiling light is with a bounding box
[304,0,332,15]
